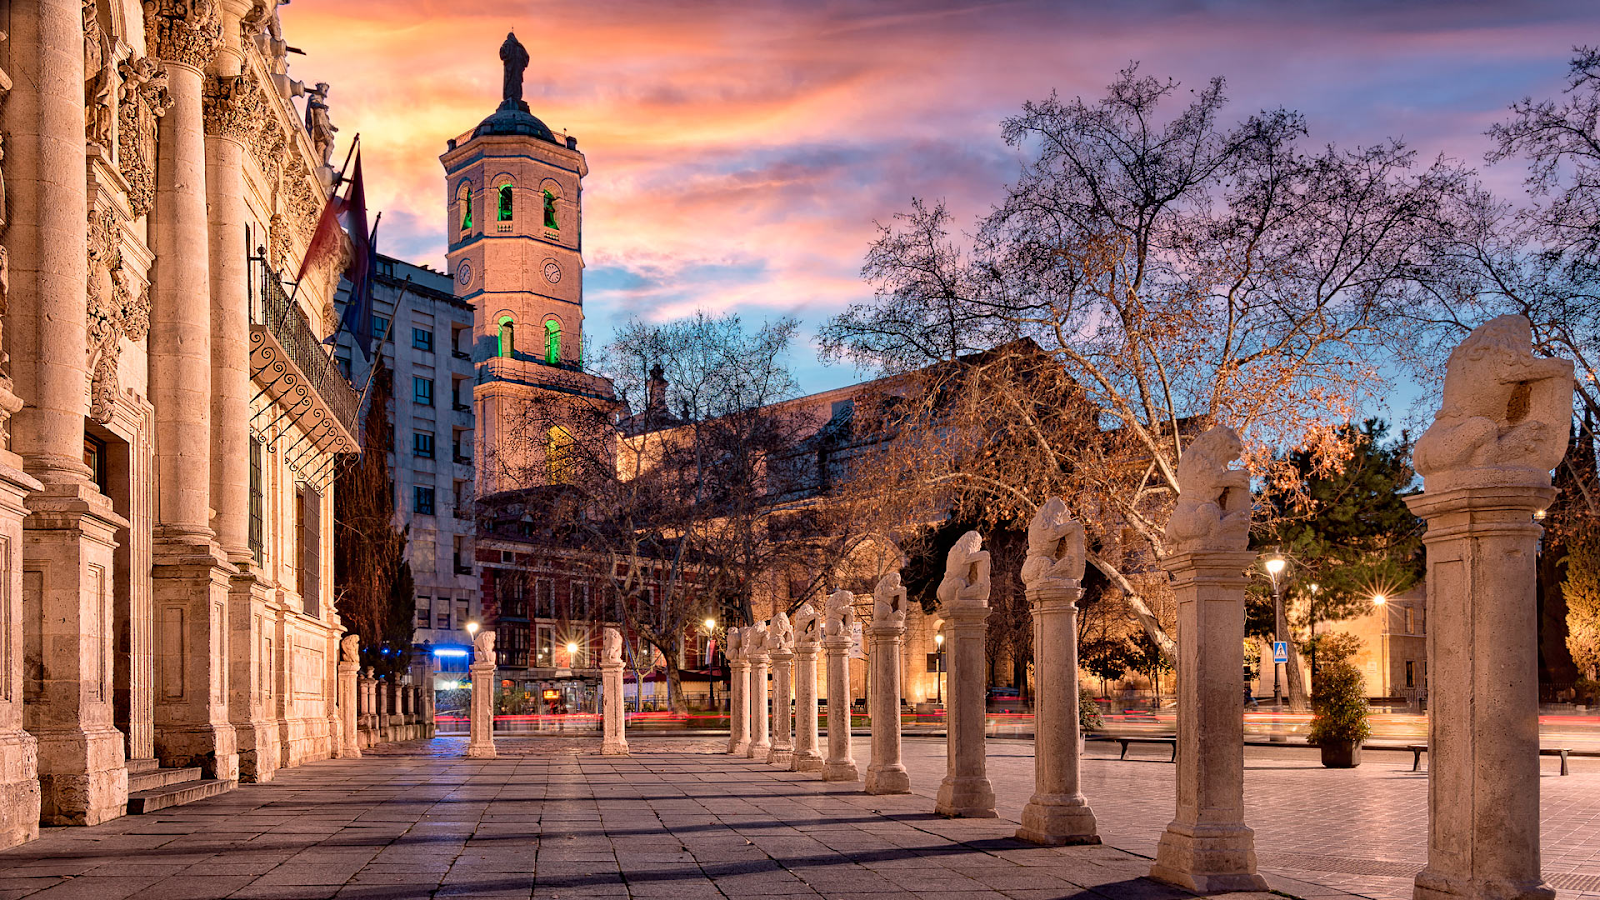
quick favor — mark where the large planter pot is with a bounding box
[1318,740,1362,768]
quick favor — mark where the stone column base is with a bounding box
[601,740,629,755]
[749,740,770,760]
[791,750,823,773]
[0,730,40,849]
[1414,869,1555,900]
[1017,794,1099,846]
[864,764,910,795]
[1149,821,1269,893]
[822,759,859,782]
[466,742,497,759]
[767,747,792,767]
[36,725,128,827]
[935,775,996,818]
[731,738,751,756]
[234,720,279,783]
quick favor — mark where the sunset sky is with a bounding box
[281,0,1598,406]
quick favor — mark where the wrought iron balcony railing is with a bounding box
[252,268,362,442]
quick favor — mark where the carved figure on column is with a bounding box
[794,601,819,646]
[239,0,272,44]
[865,571,910,794]
[1021,497,1085,591]
[305,82,336,170]
[474,628,496,661]
[340,634,359,664]
[1165,426,1252,552]
[1413,314,1575,486]
[873,571,906,628]
[790,600,824,772]
[84,0,118,149]
[117,56,172,218]
[935,531,995,816]
[771,611,794,651]
[824,588,854,637]
[747,620,772,758]
[86,207,150,424]
[500,32,530,108]
[603,627,623,665]
[936,531,991,609]
[821,589,859,781]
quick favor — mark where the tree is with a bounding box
[1566,524,1600,680]
[334,357,416,675]
[822,64,1461,662]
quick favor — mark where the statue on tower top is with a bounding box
[500,32,530,110]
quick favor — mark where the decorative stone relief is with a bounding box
[339,634,358,663]
[473,628,495,659]
[87,205,150,424]
[725,625,742,662]
[305,82,336,171]
[1412,313,1575,487]
[117,56,171,218]
[770,611,794,651]
[1164,425,1252,553]
[793,601,820,645]
[823,589,854,637]
[1020,497,1085,592]
[203,74,267,142]
[872,571,906,629]
[936,531,991,610]
[239,0,272,45]
[747,620,769,654]
[0,30,11,386]
[84,0,118,149]
[143,0,224,70]
[267,212,293,272]
[602,627,622,665]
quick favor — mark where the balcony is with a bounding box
[249,267,361,453]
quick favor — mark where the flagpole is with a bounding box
[289,134,362,304]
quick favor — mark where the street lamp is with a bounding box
[1264,554,1287,711]
[1373,594,1389,698]
[934,632,945,705]
[703,618,718,710]
[1308,582,1321,685]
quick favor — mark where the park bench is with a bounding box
[1407,743,1571,776]
[1113,736,1177,762]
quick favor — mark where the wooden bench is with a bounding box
[1115,736,1177,762]
[1407,743,1571,776]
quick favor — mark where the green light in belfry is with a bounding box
[543,190,557,229]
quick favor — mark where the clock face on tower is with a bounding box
[456,260,473,287]
[543,261,562,284]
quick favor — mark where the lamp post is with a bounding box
[1372,594,1388,698]
[1307,582,1320,686]
[1264,555,1287,710]
[704,618,718,710]
[935,632,945,705]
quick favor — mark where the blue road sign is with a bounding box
[1272,641,1289,664]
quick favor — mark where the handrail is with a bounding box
[255,269,361,438]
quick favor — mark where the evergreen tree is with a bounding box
[1566,524,1600,680]
[334,357,415,676]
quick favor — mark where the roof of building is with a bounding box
[473,100,560,145]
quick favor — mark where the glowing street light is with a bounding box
[1373,594,1387,606]
[465,620,480,635]
[704,618,716,631]
[934,632,945,705]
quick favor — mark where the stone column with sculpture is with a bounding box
[767,612,795,766]
[337,636,361,759]
[790,602,824,773]
[1148,426,1268,892]
[7,0,129,828]
[746,620,771,759]
[725,627,749,755]
[466,630,497,759]
[1406,315,1570,900]
[601,628,628,755]
[865,572,910,795]
[1016,498,1099,845]
[934,532,995,817]
[821,590,859,782]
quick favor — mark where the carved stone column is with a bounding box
[0,450,42,847]
[8,0,129,827]
[1016,584,1098,844]
[726,631,749,756]
[934,533,994,817]
[821,632,858,782]
[146,0,238,785]
[336,639,360,759]
[767,646,793,767]
[466,640,496,759]
[1148,550,1265,890]
[1404,316,1569,900]
[864,621,908,794]
[600,629,627,756]
[790,605,823,773]
[748,646,770,760]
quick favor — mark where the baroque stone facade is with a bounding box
[0,0,357,845]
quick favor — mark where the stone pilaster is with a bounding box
[1149,550,1268,892]
[767,648,793,766]
[821,634,857,782]
[727,657,750,756]
[934,604,993,816]
[790,642,823,773]
[1017,584,1098,845]
[1408,484,1555,900]
[0,450,42,848]
[601,658,628,756]
[864,622,909,794]
[7,0,130,828]
[336,638,360,759]
[748,651,770,759]
[466,658,496,758]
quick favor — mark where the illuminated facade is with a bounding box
[0,0,355,846]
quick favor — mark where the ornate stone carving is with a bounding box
[267,212,292,272]
[725,626,743,661]
[84,0,118,148]
[117,56,171,217]
[240,0,272,44]
[305,82,336,170]
[872,572,906,629]
[602,628,622,665]
[143,0,224,70]
[0,29,10,231]
[823,590,854,637]
[472,628,495,660]
[1165,426,1252,553]
[339,634,359,663]
[936,531,991,610]
[87,205,149,424]
[1021,497,1086,592]
[500,32,529,109]
[770,611,794,650]
[203,74,266,141]
[793,601,820,646]
[747,620,769,654]
[1413,314,1575,487]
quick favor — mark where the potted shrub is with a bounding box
[1307,634,1371,768]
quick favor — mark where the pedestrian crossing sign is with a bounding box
[1273,641,1289,664]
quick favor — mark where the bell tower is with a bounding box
[442,32,614,496]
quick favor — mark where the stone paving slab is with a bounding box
[0,737,1338,900]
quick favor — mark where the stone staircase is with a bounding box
[125,758,234,814]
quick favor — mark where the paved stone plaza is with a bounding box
[0,735,1594,900]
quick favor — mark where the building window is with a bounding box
[1405,660,1416,688]
[1405,606,1415,634]
[414,486,435,516]
[458,181,473,231]
[456,599,469,632]
[544,320,561,364]
[412,327,433,352]
[413,432,434,459]
[417,598,431,628]
[248,439,264,563]
[536,578,555,619]
[498,183,513,221]
[571,582,590,620]
[437,608,451,629]
[454,535,470,573]
[336,355,352,379]
[297,485,322,617]
[543,189,557,229]
[498,317,515,358]
[413,376,433,406]
[536,625,553,664]
[373,314,390,338]
[83,435,108,495]
[547,425,573,484]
